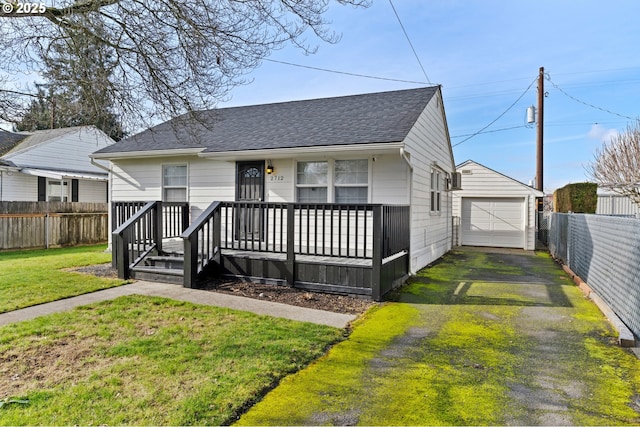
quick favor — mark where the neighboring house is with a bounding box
[452,160,543,250]
[596,189,640,217]
[92,87,457,299]
[0,126,113,202]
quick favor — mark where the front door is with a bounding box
[236,161,265,240]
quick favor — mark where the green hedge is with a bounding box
[553,182,597,213]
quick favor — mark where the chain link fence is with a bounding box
[549,213,640,339]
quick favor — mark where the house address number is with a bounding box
[269,175,285,181]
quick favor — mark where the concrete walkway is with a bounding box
[0,281,356,329]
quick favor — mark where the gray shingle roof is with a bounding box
[0,131,28,157]
[94,87,439,155]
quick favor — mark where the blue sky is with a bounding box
[218,0,640,194]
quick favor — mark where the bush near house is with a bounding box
[553,182,597,213]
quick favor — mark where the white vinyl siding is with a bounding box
[402,89,455,273]
[79,180,108,203]
[0,173,37,201]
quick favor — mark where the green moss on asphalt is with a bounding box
[235,303,420,425]
[238,248,640,425]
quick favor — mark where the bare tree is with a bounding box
[586,120,640,206]
[0,0,368,131]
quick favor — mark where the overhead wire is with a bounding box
[451,125,530,139]
[387,0,431,85]
[451,77,538,148]
[547,77,635,121]
[262,59,429,85]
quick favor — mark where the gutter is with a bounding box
[90,157,111,173]
[399,147,413,171]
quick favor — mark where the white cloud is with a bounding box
[587,124,618,144]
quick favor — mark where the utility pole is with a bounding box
[536,66,544,192]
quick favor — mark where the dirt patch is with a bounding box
[71,264,376,315]
[0,335,108,399]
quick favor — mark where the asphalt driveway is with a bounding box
[237,247,640,425]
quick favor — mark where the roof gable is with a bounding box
[456,159,544,196]
[94,87,440,155]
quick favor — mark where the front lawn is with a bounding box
[0,295,344,425]
[0,245,126,313]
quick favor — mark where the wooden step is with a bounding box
[143,255,184,269]
[131,265,184,285]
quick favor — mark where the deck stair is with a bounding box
[131,254,186,285]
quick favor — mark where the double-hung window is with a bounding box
[334,159,368,204]
[163,165,187,202]
[47,179,69,202]
[296,159,369,203]
[296,161,328,203]
[430,169,441,213]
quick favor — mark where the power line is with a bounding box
[452,77,537,148]
[451,125,530,139]
[262,59,429,85]
[388,0,431,85]
[547,77,635,121]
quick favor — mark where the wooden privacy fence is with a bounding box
[0,202,108,250]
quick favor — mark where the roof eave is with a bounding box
[198,142,405,161]
[91,147,206,160]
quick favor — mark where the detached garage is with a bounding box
[452,160,543,250]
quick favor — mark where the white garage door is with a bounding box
[461,198,524,248]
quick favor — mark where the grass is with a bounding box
[0,245,126,313]
[0,295,344,425]
[237,249,640,425]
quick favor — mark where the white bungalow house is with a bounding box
[452,160,543,251]
[0,126,113,202]
[92,87,457,300]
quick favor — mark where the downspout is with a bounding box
[400,147,415,273]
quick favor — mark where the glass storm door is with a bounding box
[236,161,264,240]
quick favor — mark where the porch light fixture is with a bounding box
[266,161,274,174]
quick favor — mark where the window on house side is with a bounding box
[335,159,368,204]
[47,179,69,202]
[163,165,187,202]
[430,170,441,212]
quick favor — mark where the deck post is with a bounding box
[183,230,198,289]
[286,204,295,286]
[371,205,383,301]
[114,229,130,279]
[213,207,221,265]
[154,201,163,254]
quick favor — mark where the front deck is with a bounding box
[112,201,410,300]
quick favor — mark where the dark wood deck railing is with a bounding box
[218,202,385,259]
[181,201,222,288]
[112,201,162,279]
[113,200,410,300]
[112,201,189,239]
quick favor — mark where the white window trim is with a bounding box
[430,169,442,214]
[295,158,371,203]
[47,178,70,202]
[162,163,189,202]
